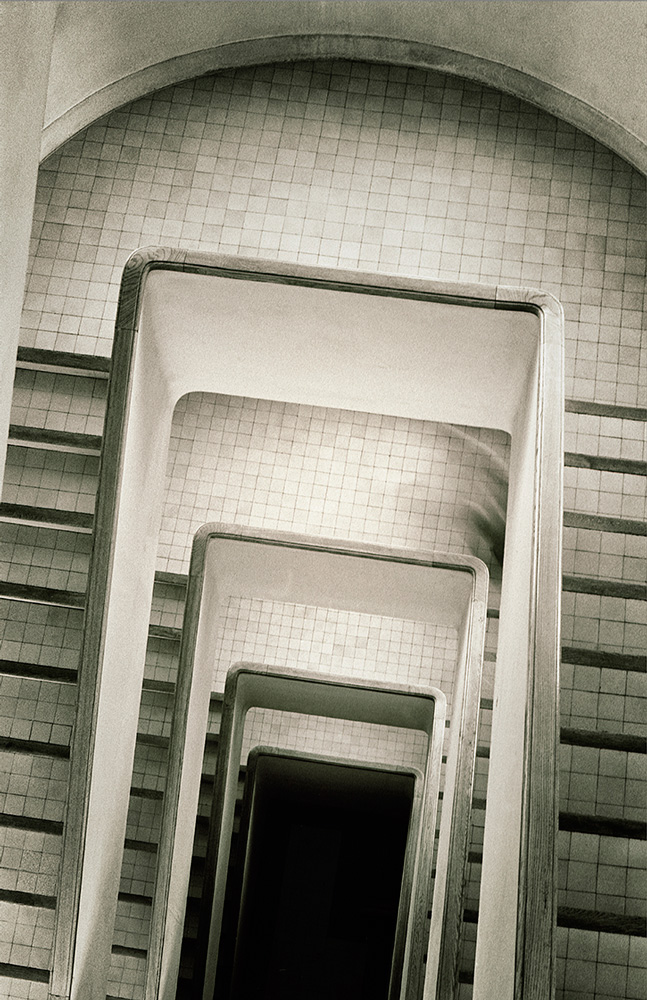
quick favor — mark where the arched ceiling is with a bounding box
[41,1,647,173]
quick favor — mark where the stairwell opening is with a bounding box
[216,750,418,1000]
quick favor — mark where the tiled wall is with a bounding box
[0,601,83,670]
[214,597,458,693]
[9,368,107,437]
[162,393,510,574]
[1,56,645,1000]
[556,927,646,1000]
[564,413,646,462]
[22,62,646,407]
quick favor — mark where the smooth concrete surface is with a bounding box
[41,2,647,170]
[0,2,55,494]
[142,267,538,435]
[53,253,562,1000]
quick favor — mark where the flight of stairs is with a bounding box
[0,348,644,999]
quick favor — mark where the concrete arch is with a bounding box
[41,3,647,172]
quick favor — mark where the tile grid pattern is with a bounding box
[0,57,644,1000]
[22,62,646,412]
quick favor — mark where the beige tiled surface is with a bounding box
[560,745,645,824]
[107,952,146,999]
[22,62,646,407]
[556,927,647,999]
[0,978,48,999]
[0,902,54,969]
[161,393,510,575]
[0,752,68,824]
[559,832,646,916]
[0,57,644,997]
[0,676,75,748]
[564,413,646,463]
[0,827,61,896]
[560,662,646,736]
[0,601,83,670]
[214,597,458,693]
[0,524,90,594]
[2,446,99,514]
[562,527,646,583]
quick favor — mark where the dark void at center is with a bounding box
[216,751,416,1000]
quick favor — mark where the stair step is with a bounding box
[559,813,646,840]
[564,511,647,536]
[0,962,49,983]
[565,399,647,422]
[564,452,647,476]
[0,501,93,532]
[0,580,85,608]
[0,735,69,758]
[0,658,77,683]
[561,648,646,672]
[7,424,102,455]
[0,813,63,835]
[16,346,110,377]
[557,907,646,935]
[560,728,646,753]
[0,888,56,909]
[563,575,646,600]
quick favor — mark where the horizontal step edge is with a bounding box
[565,399,647,422]
[560,728,646,753]
[0,659,77,683]
[0,961,49,982]
[16,345,111,374]
[0,888,56,909]
[561,647,646,672]
[0,581,85,608]
[559,812,646,840]
[8,424,102,453]
[0,502,94,531]
[0,736,70,759]
[0,813,63,835]
[564,452,647,476]
[562,575,646,600]
[557,907,646,936]
[563,511,647,536]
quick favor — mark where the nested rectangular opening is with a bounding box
[73,252,561,1000]
[217,750,419,1000]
